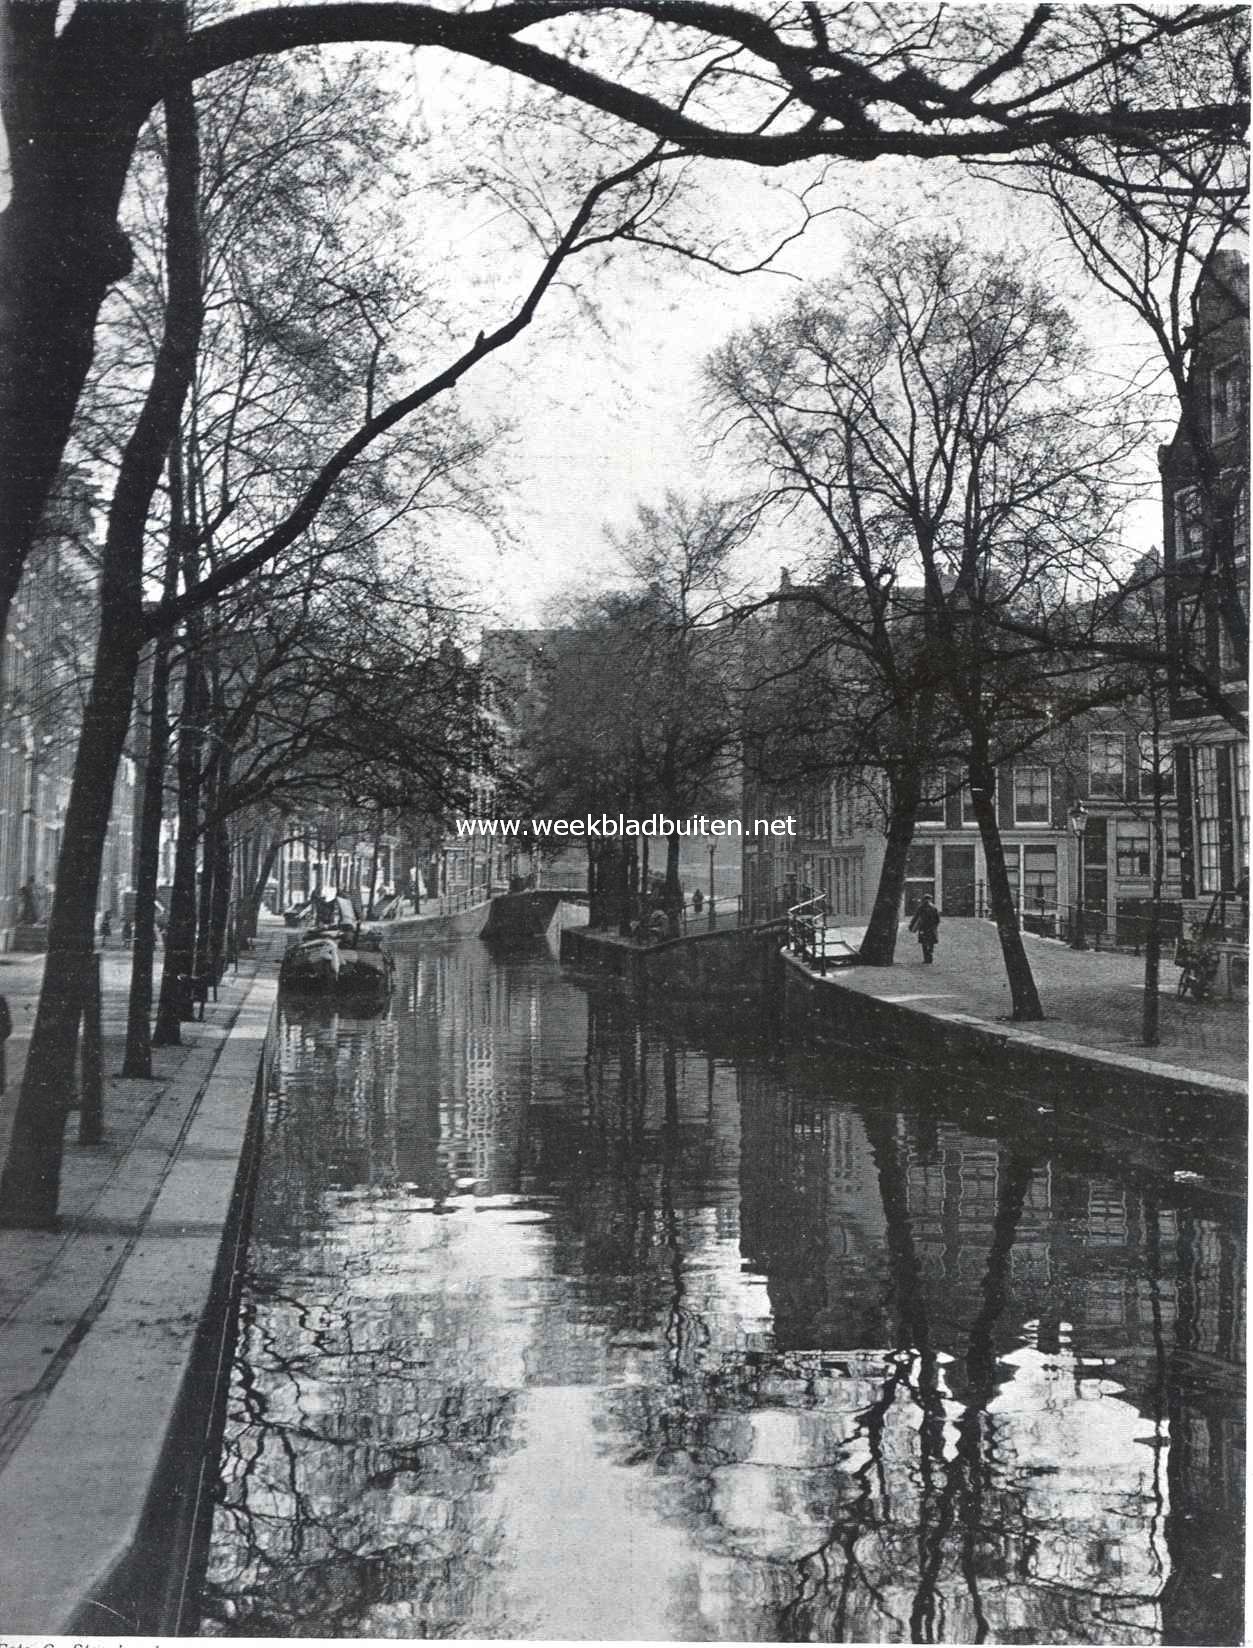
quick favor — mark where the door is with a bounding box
[941,844,977,915]
[1083,815,1109,938]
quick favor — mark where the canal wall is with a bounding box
[560,921,783,1002]
[0,966,279,1635]
[386,893,588,945]
[561,925,1242,1148]
[481,891,589,939]
[382,900,491,939]
[780,949,1246,1137]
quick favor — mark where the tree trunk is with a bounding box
[665,834,681,909]
[243,832,282,941]
[859,773,920,966]
[0,6,189,650]
[209,819,232,973]
[194,762,218,977]
[122,632,173,1077]
[969,757,1044,1022]
[0,634,142,1225]
[367,814,383,916]
[619,840,638,936]
[0,54,201,1220]
[153,660,205,1043]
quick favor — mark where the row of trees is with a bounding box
[513,206,1240,1027]
[0,4,1244,1225]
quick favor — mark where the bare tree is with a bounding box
[2,2,1246,642]
[709,232,1141,1016]
[975,7,1248,726]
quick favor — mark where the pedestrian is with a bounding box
[0,993,11,1094]
[908,894,941,963]
[100,910,113,944]
[692,887,704,914]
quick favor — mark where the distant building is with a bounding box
[0,469,137,948]
[478,626,742,904]
[741,573,1183,946]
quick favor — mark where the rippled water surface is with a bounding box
[201,935,1244,1642]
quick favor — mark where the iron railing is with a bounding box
[786,895,847,973]
[976,888,1247,955]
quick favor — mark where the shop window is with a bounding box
[1173,486,1205,560]
[1138,732,1174,797]
[1115,820,1151,878]
[1013,766,1051,824]
[1193,745,1222,893]
[1165,816,1182,885]
[1235,743,1248,870]
[1089,733,1125,799]
[1023,845,1057,916]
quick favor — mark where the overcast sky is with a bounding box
[398,50,1168,634]
[1,22,1170,633]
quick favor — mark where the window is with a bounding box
[904,843,936,912]
[1211,358,1246,440]
[1138,733,1174,797]
[962,775,996,825]
[1023,845,1057,915]
[1175,593,1205,670]
[1235,742,1249,868]
[916,772,946,825]
[1165,817,1182,886]
[1116,820,1151,879]
[1237,480,1249,563]
[1089,734,1126,799]
[1173,486,1205,560]
[1193,745,1222,894]
[1013,766,1051,824]
[1218,610,1240,677]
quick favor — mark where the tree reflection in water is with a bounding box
[201,943,1243,1642]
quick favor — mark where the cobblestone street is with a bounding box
[828,917,1247,1083]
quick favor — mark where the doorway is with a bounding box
[941,844,977,915]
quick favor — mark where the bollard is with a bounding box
[78,951,104,1145]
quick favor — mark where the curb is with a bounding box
[0,966,279,1633]
[780,948,1247,1103]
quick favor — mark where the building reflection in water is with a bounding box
[202,938,1244,1643]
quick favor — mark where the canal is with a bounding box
[200,934,1244,1643]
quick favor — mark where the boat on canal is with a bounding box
[280,898,395,1002]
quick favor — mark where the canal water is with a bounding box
[200,935,1244,1643]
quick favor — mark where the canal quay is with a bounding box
[0,919,1243,1644]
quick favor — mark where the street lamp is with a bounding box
[1069,800,1088,950]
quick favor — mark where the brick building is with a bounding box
[1160,250,1249,935]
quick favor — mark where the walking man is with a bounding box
[909,895,941,964]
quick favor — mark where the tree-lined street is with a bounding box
[0,4,1246,1637]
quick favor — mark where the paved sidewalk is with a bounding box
[827,917,1247,1085]
[0,934,280,1484]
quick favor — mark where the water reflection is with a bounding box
[202,938,1244,1642]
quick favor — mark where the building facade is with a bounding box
[1161,250,1249,934]
[745,708,1181,946]
[0,469,138,948]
